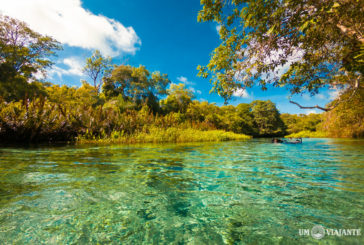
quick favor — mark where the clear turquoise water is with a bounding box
[0,139,363,244]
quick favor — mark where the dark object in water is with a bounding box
[272,138,285,143]
[272,138,302,144]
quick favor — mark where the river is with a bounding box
[0,139,363,244]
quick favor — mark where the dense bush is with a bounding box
[0,82,285,143]
[285,130,327,138]
[0,98,78,142]
[322,89,364,138]
[79,127,251,144]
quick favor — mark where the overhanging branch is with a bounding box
[289,100,331,112]
[337,24,364,44]
[290,79,361,112]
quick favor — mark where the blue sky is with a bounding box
[0,0,337,114]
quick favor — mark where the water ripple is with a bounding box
[0,139,363,244]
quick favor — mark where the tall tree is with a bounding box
[236,103,258,135]
[281,113,323,134]
[160,83,194,113]
[250,100,285,136]
[103,65,170,111]
[0,15,61,101]
[83,50,112,92]
[197,0,363,110]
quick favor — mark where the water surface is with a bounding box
[0,139,363,244]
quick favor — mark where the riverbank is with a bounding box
[77,127,251,144]
[285,130,328,138]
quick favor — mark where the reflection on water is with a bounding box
[0,139,363,244]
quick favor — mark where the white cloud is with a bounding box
[305,109,318,115]
[177,76,195,85]
[328,89,341,100]
[267,48,304,79]
[0,0,140,56]
[32,70,46,80]
[233,88,250,98]
[216,25,222,34]
[49,57,84,78]
[177,76,200,95]
[302,93,326,101]
[177,76,188,83]
[315,94,325,100]
[236,43,304,82]
[189,87,202,95]
[63,58,84,76]
[302,90,340,101]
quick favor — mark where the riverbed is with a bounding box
[0,139,363,244]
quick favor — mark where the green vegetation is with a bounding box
[78,127,251,144]
[0,82,274,143]
[285,131,327,139]
[197,0,363,107]
[281,113,325,138]
[281,113,323,134]
[196,0,363,138]
[0,15,61,101]
[0,14,363,143]
[322,89,364,138]
[83,50,112,92]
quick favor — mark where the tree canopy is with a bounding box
[83,50,112,92]
[322,88,364,137]
[1,14,362,142]
[102,65,171,112]
[160,83,194,113]
[250,100,285,136]
[197,0,363,109]
[0,15,61,101]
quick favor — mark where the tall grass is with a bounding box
[0,98,251,144]
[285,130,327,138]
[77,127,251,144]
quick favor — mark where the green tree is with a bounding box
[0,15,61,101]
[236,103,258,136]
[186,100,222,128]
[250,100,285,136]
[322,88,364,137]
[83,50,112,92]
[187,100,218,122]
[281,113,322,134]
[103,65,170,111]
[160,83,194,113]
[197,0,363,110]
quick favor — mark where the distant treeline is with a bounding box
[0,80,284,143]
[1,78,361,144]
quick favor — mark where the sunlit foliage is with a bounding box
[0,15,61,101]
[103,65,170,113]
[160,83,194,113]
[83,50,112,92]
[281,113,323,134]
[1,14,362,143]
[322,88,364,138]
[197,0,363,108]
